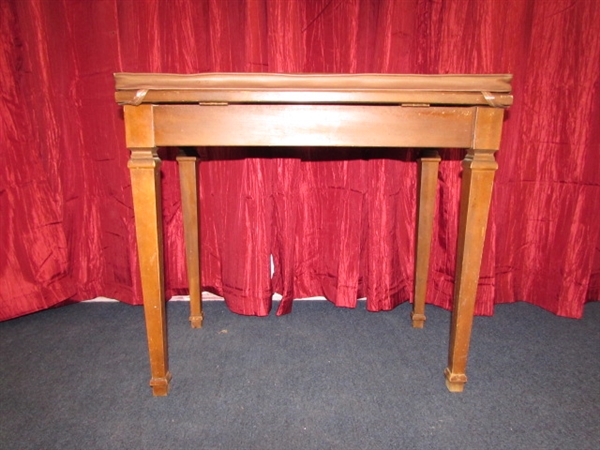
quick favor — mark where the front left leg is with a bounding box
[444,147,497,392]
[129,148,171,396]
[124,104,170,396]
[445,107,504,392]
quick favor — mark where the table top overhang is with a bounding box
[114,72,513,107]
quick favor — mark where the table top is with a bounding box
[114,72,513,107]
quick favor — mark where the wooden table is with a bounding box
[114,73,512,396]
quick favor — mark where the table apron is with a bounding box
[152,104,476,148]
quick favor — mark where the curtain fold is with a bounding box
[1,0,599,322]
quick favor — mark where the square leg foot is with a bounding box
[444,368,467,393]
[150,372,172,396]
[189,313,204,329]
[411,312,426,328]
[445,379,465,393]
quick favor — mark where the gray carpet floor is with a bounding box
[1,300,599,450]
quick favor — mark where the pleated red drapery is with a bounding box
[1,0,599,322]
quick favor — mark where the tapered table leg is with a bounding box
[128,148,171,396]
[412,150,441,328]
[445,107,503,392]
[177,155,204,328]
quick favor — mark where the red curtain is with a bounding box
[1,0,599,322]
